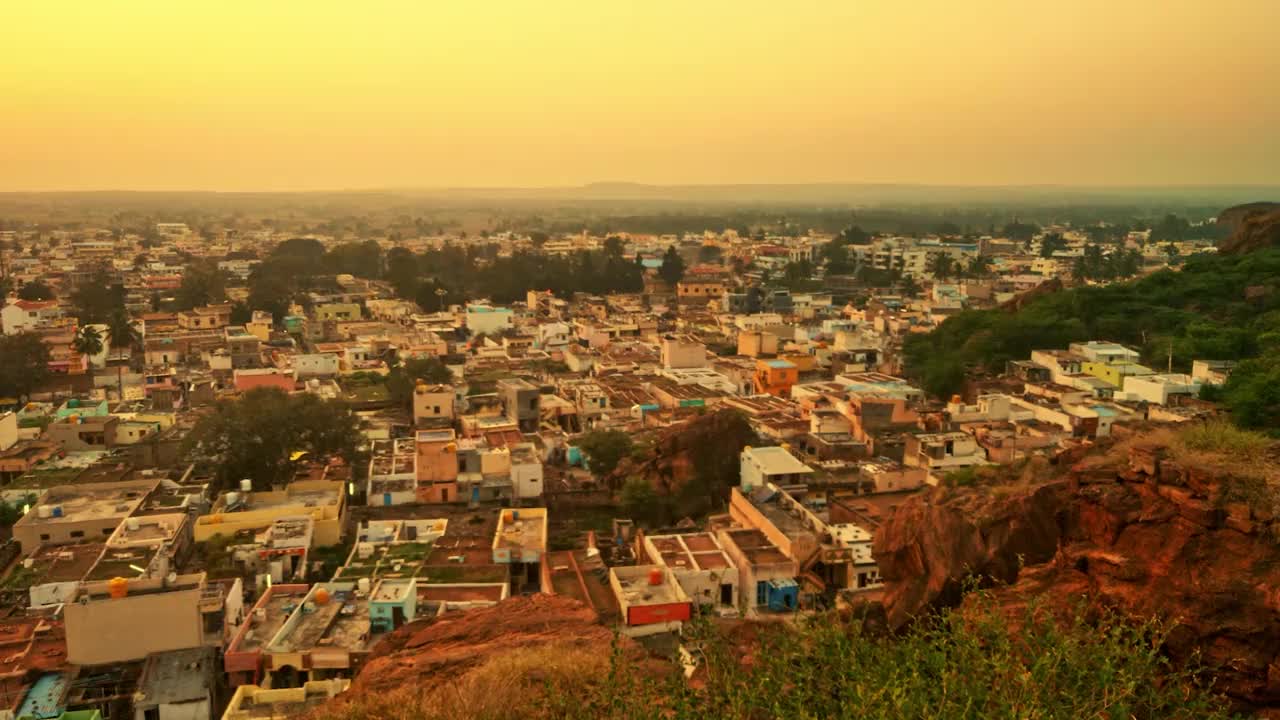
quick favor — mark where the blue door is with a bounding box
[383,492,392,506]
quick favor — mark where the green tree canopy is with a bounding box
[184,387,366,490]
[0,333,51,400]
[658,246,685,285]
[16,281,53,301]
[577,430,635,484]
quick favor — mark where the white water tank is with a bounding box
[225,491,241,507]
[357,578,371,594]
[240,479,253,493]
[36,505,51,519]
[126,517,140,531]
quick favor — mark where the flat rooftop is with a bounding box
[27,482,152,524]
[494,510,546,552]
[235,587,309,653]
[270,585,372,653]
[745,446,814,476]
[648,533,733,572]
[724,528,791,566]
[612,565,685,606]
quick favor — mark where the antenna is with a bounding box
[1167,340,1173,374]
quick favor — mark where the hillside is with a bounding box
[1218,202,1280,254]
[903,247,1280,430]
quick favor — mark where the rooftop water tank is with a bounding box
[36,505,52,519]
[108,577,129,599]
[51,506,63,518]
[647,567,664,586]
[126,517,140,531]
[356,578,371,594]
[240,479,253,493]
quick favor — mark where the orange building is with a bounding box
[753,359,798,397]
[415,429,459,503]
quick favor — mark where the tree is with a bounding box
[183,387,366,490]
[106,309,141,351]
[965,255,991,278]
[1039,233,1067,258]
[0,333,51,400]
[386,357,454,411]
[17,280,54,301]
[620,477,667,527]
[69,268,125,324]
[658,246,685,285]
[72,326,104,358]
[174,261,227,310]
[577,430,635,485]
[927,253,956,280]
[385,247,419,298]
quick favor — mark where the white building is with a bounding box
[739,446,815,492]
[465,304,514,336]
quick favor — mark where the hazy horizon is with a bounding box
[4,1,1278,192]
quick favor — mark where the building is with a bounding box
[412,383,454,428]
[903,432,987,474]
[753,359,798,397]
[497,378,540,433]
[13,479,158,551]
[464,304,513,336]
[221,679,350,720]
[369,578,417,633]
[492,508,547,594]
[367,438,417,506]
[194,479,346,547]
[659,336,708,369]
[63,574,208,665]
[1122,373,1202,406]
[132,646,217,720]
[739,446,814,492]
[608,565,693,636]
[641,532,739,611]
[414,430,459,504]
[716,528,797,613]
[44,415,120,452]
[2,299,62,335]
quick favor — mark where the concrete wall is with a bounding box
[0,412,17,452]
[65,581,204,665]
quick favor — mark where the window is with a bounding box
[756,581,768,606]
[70,531,84,538]
[103,528,113,535]
[39,534,50,541]
[433,406,440,414]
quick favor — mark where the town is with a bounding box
[0,212,1238,720]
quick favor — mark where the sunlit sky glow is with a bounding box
[3,1,1278,191]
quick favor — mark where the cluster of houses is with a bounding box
[0,221,1227,720]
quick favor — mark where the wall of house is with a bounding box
[65,583,204,665]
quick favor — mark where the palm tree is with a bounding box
[106,309,142,351]
[927,253,955,280]
[966,255,991,277]
[73,325,104,358]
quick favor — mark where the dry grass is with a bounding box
[308,642,610,720]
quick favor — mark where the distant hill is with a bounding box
[1217,201,1280,254]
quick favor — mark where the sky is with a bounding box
[2,1,1278,191]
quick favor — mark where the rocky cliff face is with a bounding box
[873,442,1280,709]
[1217,202,1280,254]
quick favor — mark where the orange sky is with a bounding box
[2,1,1277,191]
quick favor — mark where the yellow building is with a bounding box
[1081,361,1153,389]
[194,479,347,547]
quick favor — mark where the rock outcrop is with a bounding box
[873,443,1280,709]
[1217,202,1280,254]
